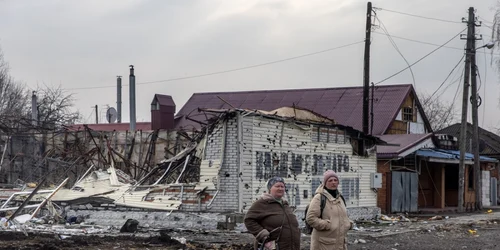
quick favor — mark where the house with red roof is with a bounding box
[174,84,432,135]
[174,84,498,214]
[173,84,436,214]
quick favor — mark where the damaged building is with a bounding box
[174,107,383,220]
[0,86,389,229]
[16,106,383,228]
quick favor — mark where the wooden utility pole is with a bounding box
[470,12,482,210]
[363,2,372,135]
[458,7,475,212]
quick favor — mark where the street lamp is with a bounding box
[475,41,495,50]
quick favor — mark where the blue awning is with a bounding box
[416,148,498,163]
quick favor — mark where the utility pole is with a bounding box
[363,2,372,135]
[470,12,482,211]
[458,7,474,213]
[95,105,99,124]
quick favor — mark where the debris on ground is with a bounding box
[120,219,139,233]
[429,216,444,221]
[467,229,477,235]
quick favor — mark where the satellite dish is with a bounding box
[106,107,117,123]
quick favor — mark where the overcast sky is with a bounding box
[0,0,499,131]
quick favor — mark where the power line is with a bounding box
[438,60,465,95]
[372,31,500,55]
[375,28,467,85]
[374,13,417,88]
[425,54,465,103]
[66,41,364,91]
[478,16,493,24]
[373,7,462,24]
[481,23,493,30]
[372,31,463,51]
[440,67,464,126]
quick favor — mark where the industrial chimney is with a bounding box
[31,91,38,126]
[129,65,136,131]
[117,76,122,123]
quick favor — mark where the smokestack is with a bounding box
[129,65,136,131]
[31,91,38,126]
[95,105,98,124]
[117,76,122,123]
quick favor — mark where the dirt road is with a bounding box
[1,212,500,249]
[1,223,499,250]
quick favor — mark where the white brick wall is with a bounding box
[242,116,377,211]
[202,116,240,212]
[196,112,378,219]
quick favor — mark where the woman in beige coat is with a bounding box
[306,170,352,250]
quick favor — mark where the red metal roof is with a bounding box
[175,84,415,134]
[67,122,151,132]
[377,133,434,158]
[152,94,175,107]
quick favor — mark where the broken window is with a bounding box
[341,178,360,202]
[350,138,367,157]
[312,126,342,143]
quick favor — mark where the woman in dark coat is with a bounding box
[244,177,301,250]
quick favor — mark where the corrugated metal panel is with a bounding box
[391,171,418,213]
[195,160,221,190]
[416,148,498,162]
[115,189,182,211]
[241,117,256,211]
[240,115,377,211]
[52,180,128,202]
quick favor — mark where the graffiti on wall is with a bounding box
[255,151,350,180]
[255,150,357,207]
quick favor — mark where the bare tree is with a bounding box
[34,86,81,130]
[0,49,29,132]
[0,47,80,132]
[492,5,500,106]
[493,5,500,56]
[419,92,459,131]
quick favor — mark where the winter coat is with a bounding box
[305,185,352,250]
[244,193,301,250]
